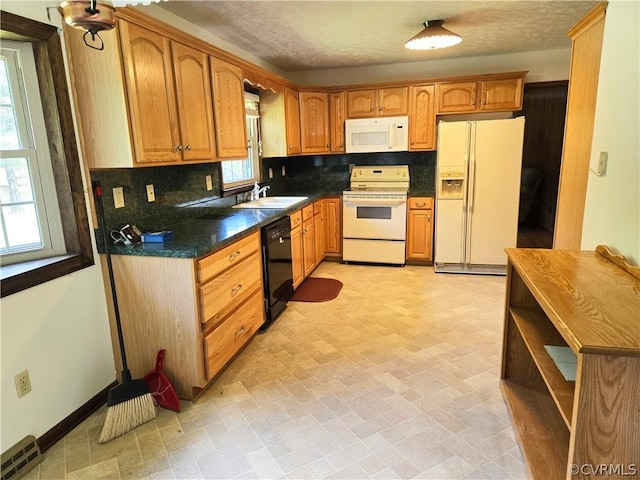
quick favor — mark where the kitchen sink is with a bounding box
[232,196,308,209]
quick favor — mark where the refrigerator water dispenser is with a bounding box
[439,166,465,199]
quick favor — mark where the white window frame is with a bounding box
[221,92,261,190]
[0,41,65,265]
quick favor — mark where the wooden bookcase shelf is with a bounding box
[501,247,640,480]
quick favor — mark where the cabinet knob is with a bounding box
[235,326,245,338]
[231,283,243,296]
[482,98,487,105]
[411,141,415,145]
[471,99,476,106]
[185,145,192,151]
[370,107,374,112]
[175,145,183,151]
[379,106,383,111]
[229,251,241,262]
[416,202,425,207]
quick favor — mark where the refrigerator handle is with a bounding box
[465,122,477,264]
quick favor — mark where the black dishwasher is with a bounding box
[261,216,294,330]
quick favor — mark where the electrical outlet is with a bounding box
[206,174,213,191]
[268,168,273,179]
[113,187,125,209]
[281,165,286,176]
[15,370,31,397]
[146,184,155,202]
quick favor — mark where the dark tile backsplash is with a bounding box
[91,151,436,231]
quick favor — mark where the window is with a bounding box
[0,11,94,297]
[221,93,260,190]
[1,41,65,264]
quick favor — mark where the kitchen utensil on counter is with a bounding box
[144,350,180,412]
[93,181,157,443]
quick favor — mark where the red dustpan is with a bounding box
[144,350,180,412]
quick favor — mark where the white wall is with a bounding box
[0,1,115,452]
[289,48,572,86]
[581,0,640,264]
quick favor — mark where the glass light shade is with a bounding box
[405,20,462,50]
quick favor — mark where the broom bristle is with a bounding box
[98,393,157,443]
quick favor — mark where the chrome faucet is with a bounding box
[250,182,270,201]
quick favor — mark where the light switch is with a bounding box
[269,168,273,179]
[281,165,286,176]
[596,151,608,176]
[206,174,213,191]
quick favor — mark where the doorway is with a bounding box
[516,81,568,248]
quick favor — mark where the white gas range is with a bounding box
[342,165,409,265]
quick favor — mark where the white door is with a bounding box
[466,118,525,265]
[435,121,470,264]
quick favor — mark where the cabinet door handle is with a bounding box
[229,251,241,262]
[235,326,245,338]
[231,284,243,296]
[416,202,426,207]
[185,144,192,151]
[379,106,383,111]
[175,145,183,151]
[369,107,374,112]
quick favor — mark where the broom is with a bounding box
[93,181,156,443]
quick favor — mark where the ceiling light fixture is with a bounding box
[404,20,462,51]
[61,0,167,50]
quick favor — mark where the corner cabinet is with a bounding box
[406,197,433,262]
[501,247,640,479]
[408,85,436,151]
[100,232,264,400]
[210,57,248,159]
[437,75,524,114]
[299,91,330,154]
[261,86,301,157]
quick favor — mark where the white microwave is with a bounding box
[345,116,409,153]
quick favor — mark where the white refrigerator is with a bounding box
[434,117,525,274]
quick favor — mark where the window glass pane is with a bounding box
[2,203,42,249]
[0,157,34,203]
[0,217,5,249]
[0,58,11,104]
[0,107,20,150]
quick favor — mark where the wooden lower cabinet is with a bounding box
[290,210,304,289]
[501,247,640,479]
[406,197,433,262]
[323,197,342,257]
[101,231,264,400]
[313,201,326,265]
[302,205,316,277]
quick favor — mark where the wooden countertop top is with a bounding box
[506,247,640,356]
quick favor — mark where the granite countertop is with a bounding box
[103,195,323,260]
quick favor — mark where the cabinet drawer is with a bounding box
[313,201,322,215]
[302,204,314,221]
[199,250,262,325]
[289,210,302,229]
[203,289,264,380]
[409,197,433,210]
[197,231,260,283]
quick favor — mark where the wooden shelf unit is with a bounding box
[501,247,640,480]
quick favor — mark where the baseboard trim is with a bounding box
[37,381,117,453]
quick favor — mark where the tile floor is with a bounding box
[26,262,527,480]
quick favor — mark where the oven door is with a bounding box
[343,195,407,240]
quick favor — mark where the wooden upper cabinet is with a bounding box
[119,20,216,164]
[210,57,248,159]
[119,20,181,164]
[437,81,478,113]
[329,92,346,153]
[378,87,409,116]
[347,89,377,117]
[171,42,216,162]
[480,78,523,111]
[299,91,330,154]
[409,85,435,151]
[437,77,524,114]
[347,87,409,118]
[284,86,301,155]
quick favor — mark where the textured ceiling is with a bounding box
[157,1,600,72]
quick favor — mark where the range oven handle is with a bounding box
[343,197,407,206]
